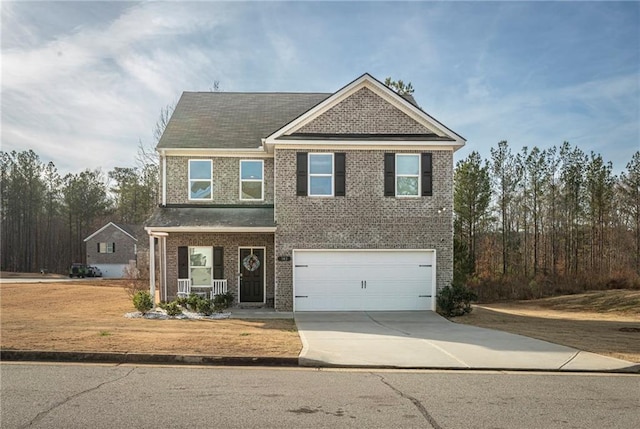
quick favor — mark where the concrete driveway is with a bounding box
[294,311,639,372]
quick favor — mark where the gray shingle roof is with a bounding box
[146,207,276,229]
[157,92,331,150]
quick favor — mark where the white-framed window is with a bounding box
[98,242,115,253]
[308,153,334,197]
[189,246,212,286]
[188,159,213,200]
[396,154,421,197]
[239,160,264,201]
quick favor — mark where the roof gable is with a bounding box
[83,222,138,242]
[294,86,436,136]
[265,73,466,147]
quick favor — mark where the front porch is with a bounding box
[145,206,277,308]
[146,230,276,307]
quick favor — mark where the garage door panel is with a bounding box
[293,250,435,311]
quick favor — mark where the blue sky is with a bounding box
[2,1,639,174]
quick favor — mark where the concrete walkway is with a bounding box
[295,311,639,372]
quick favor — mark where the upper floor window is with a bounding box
[97,242,115,253]
[240,160,264,200]
[189,160,212,200]
[384,152,432,197]
[396,154,420,197]
[308,153,334,196]
[296,152,345,197]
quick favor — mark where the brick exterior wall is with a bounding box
[165,157,274,205]
[164,233,275,305]
[296,87,434,135]
[273,149,453,311]
[156,84,457,312]
[86,226,137,265]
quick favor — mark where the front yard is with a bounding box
[2,279,639,363]
[0,281,301,357]
[453,289,640,363]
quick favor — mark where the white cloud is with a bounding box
[1,1,638,177]
[1,2,242,174]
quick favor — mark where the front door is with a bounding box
[239,247,264,302]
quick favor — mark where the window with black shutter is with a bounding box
[296,152,308,196]
[334,153,345,196]
[422,153,433,196]
[178,246,189,279]
[213,247,224,279]
[385,153,433,197]
[384,153,396,196]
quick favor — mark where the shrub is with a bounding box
[213,292,234,312]
[184,293,215,315]
[437,282,477,317]
[186,293,202,311]
[175,296,188,307]
[195,298,214,316]
[133,291,153,314]
[164,301,182,317]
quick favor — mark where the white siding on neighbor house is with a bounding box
[293,249,436,311]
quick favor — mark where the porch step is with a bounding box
[235,303,269,309]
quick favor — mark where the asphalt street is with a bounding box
[1,363,638,429]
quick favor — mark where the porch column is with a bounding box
[149,234,156,307]
[161,235,167,302]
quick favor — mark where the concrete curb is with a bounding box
[3,350,638,373]
[297,356,640,373]
[0,350,298,367]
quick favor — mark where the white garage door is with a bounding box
[293,250,436,311]
[95,264,128,278]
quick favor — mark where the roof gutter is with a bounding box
[145,226,277,234]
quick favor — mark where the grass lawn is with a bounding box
[2,278,639,363]
[453,289,640,363]
[0,281,301,357]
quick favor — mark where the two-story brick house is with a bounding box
[145,73,465,311]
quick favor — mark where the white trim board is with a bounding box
[264,73,466,148]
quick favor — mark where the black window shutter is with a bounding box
[213,247,224,279]
[422,153,433,197]
[178,246,189,279]
[334,153,345,196]
[97,243,100,253]
[384,153,395,196]
[112,242,116,252]
[296,152,308,196]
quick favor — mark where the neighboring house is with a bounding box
[145,73,465,311]
[84,222,141,278]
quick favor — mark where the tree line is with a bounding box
[454,141,640,300]
[3,134,639,297]
[0,145,158,274]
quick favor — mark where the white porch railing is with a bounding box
[177,278,227,300]
[211,279,228,296]
[177,279,191,298]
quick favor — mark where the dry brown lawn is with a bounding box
[0,280,301,357]
[454,289,640,363]
[2,278,639,363]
